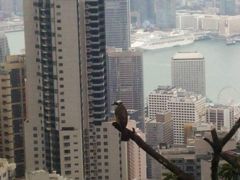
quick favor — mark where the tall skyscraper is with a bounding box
[130,0,146,26]
[107,48,144,130]
[24,0,107,179]
[0,33,9,63]
[155,0,176,30]
[0,0,13,17]
[0,55,25,178]
[13,0,23,16]
[220,0,236,15]
[171,52,206,96]
[105,0,130,50]
[146,0,156,23]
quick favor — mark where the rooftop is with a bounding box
[172,52,204,60]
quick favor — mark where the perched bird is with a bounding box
[112,100,129,141]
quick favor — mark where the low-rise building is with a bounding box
[25,170,69,180]
[0,158,16,180]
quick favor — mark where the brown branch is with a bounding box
[112,122,194,180]
[221,118,240,147]
[203,137,214,149]
[203,118,240,180]
[220,152,240,170]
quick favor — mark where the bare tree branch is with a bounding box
[220,152,240,170]
[112,122,194,180]
[203,118,240,180]
[203,137,214,149]
[221,118,240,147]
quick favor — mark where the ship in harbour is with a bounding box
[131,30,195,51]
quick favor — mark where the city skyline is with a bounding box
[1,0,240,179]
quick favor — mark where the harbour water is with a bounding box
[6,31,240,104]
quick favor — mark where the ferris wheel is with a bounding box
[217,86,240,106]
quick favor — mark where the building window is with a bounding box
[64,136,70,140]
[65,170,71,175]
[64,142,70,147]
[64,157,71,161]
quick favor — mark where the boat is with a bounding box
[131,30,195,50]
[226,38,236,45]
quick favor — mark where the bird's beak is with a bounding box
[112,102,117,106]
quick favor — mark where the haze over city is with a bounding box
[0,0,240,180]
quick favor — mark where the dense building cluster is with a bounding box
[0,0,239,180]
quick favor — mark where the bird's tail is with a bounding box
[121,128,129,141]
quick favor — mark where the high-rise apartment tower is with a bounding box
[24,0,107,179]
[107,48,144,130]
[105,0,131,50]
[0,55,25,178]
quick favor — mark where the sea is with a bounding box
[6,31,240,105]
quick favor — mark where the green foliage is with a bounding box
[218,163,240,180]
[162,172,178,180]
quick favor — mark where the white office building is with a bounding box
[148,86,206,145]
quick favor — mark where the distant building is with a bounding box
[146,111,173,147]
[146,0,156,23]
[0,0,13,17]
[146,111,173,178]
[105,0,130,50]
[25,170,69,180]
[13,0,23,16]
[220,0,236,15]
[171,52,206,96]
[0,158,16,180]
[158,129,236,180]
[148,86,176,120]
[206,104,235,131]
[155,0,176,30]
[130,0,148,25]
[0,33,9,63]
[167,93,206,145]
[0,55,25,178]
[176,13,199,30]
[147,86,206,145]
[107,48,144,130]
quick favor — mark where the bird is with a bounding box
[112,100,129,141]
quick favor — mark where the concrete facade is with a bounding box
[148,86,206,145]
[0,55,25,178]
[0,33,9,63]
[206,104,235,131]
[105,0,130,50]
[24,0,107,179]
[0,158,15,180]
[171,52,206,96]
[107,48,144,130]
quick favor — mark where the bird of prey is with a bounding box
[112,100,129,141]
